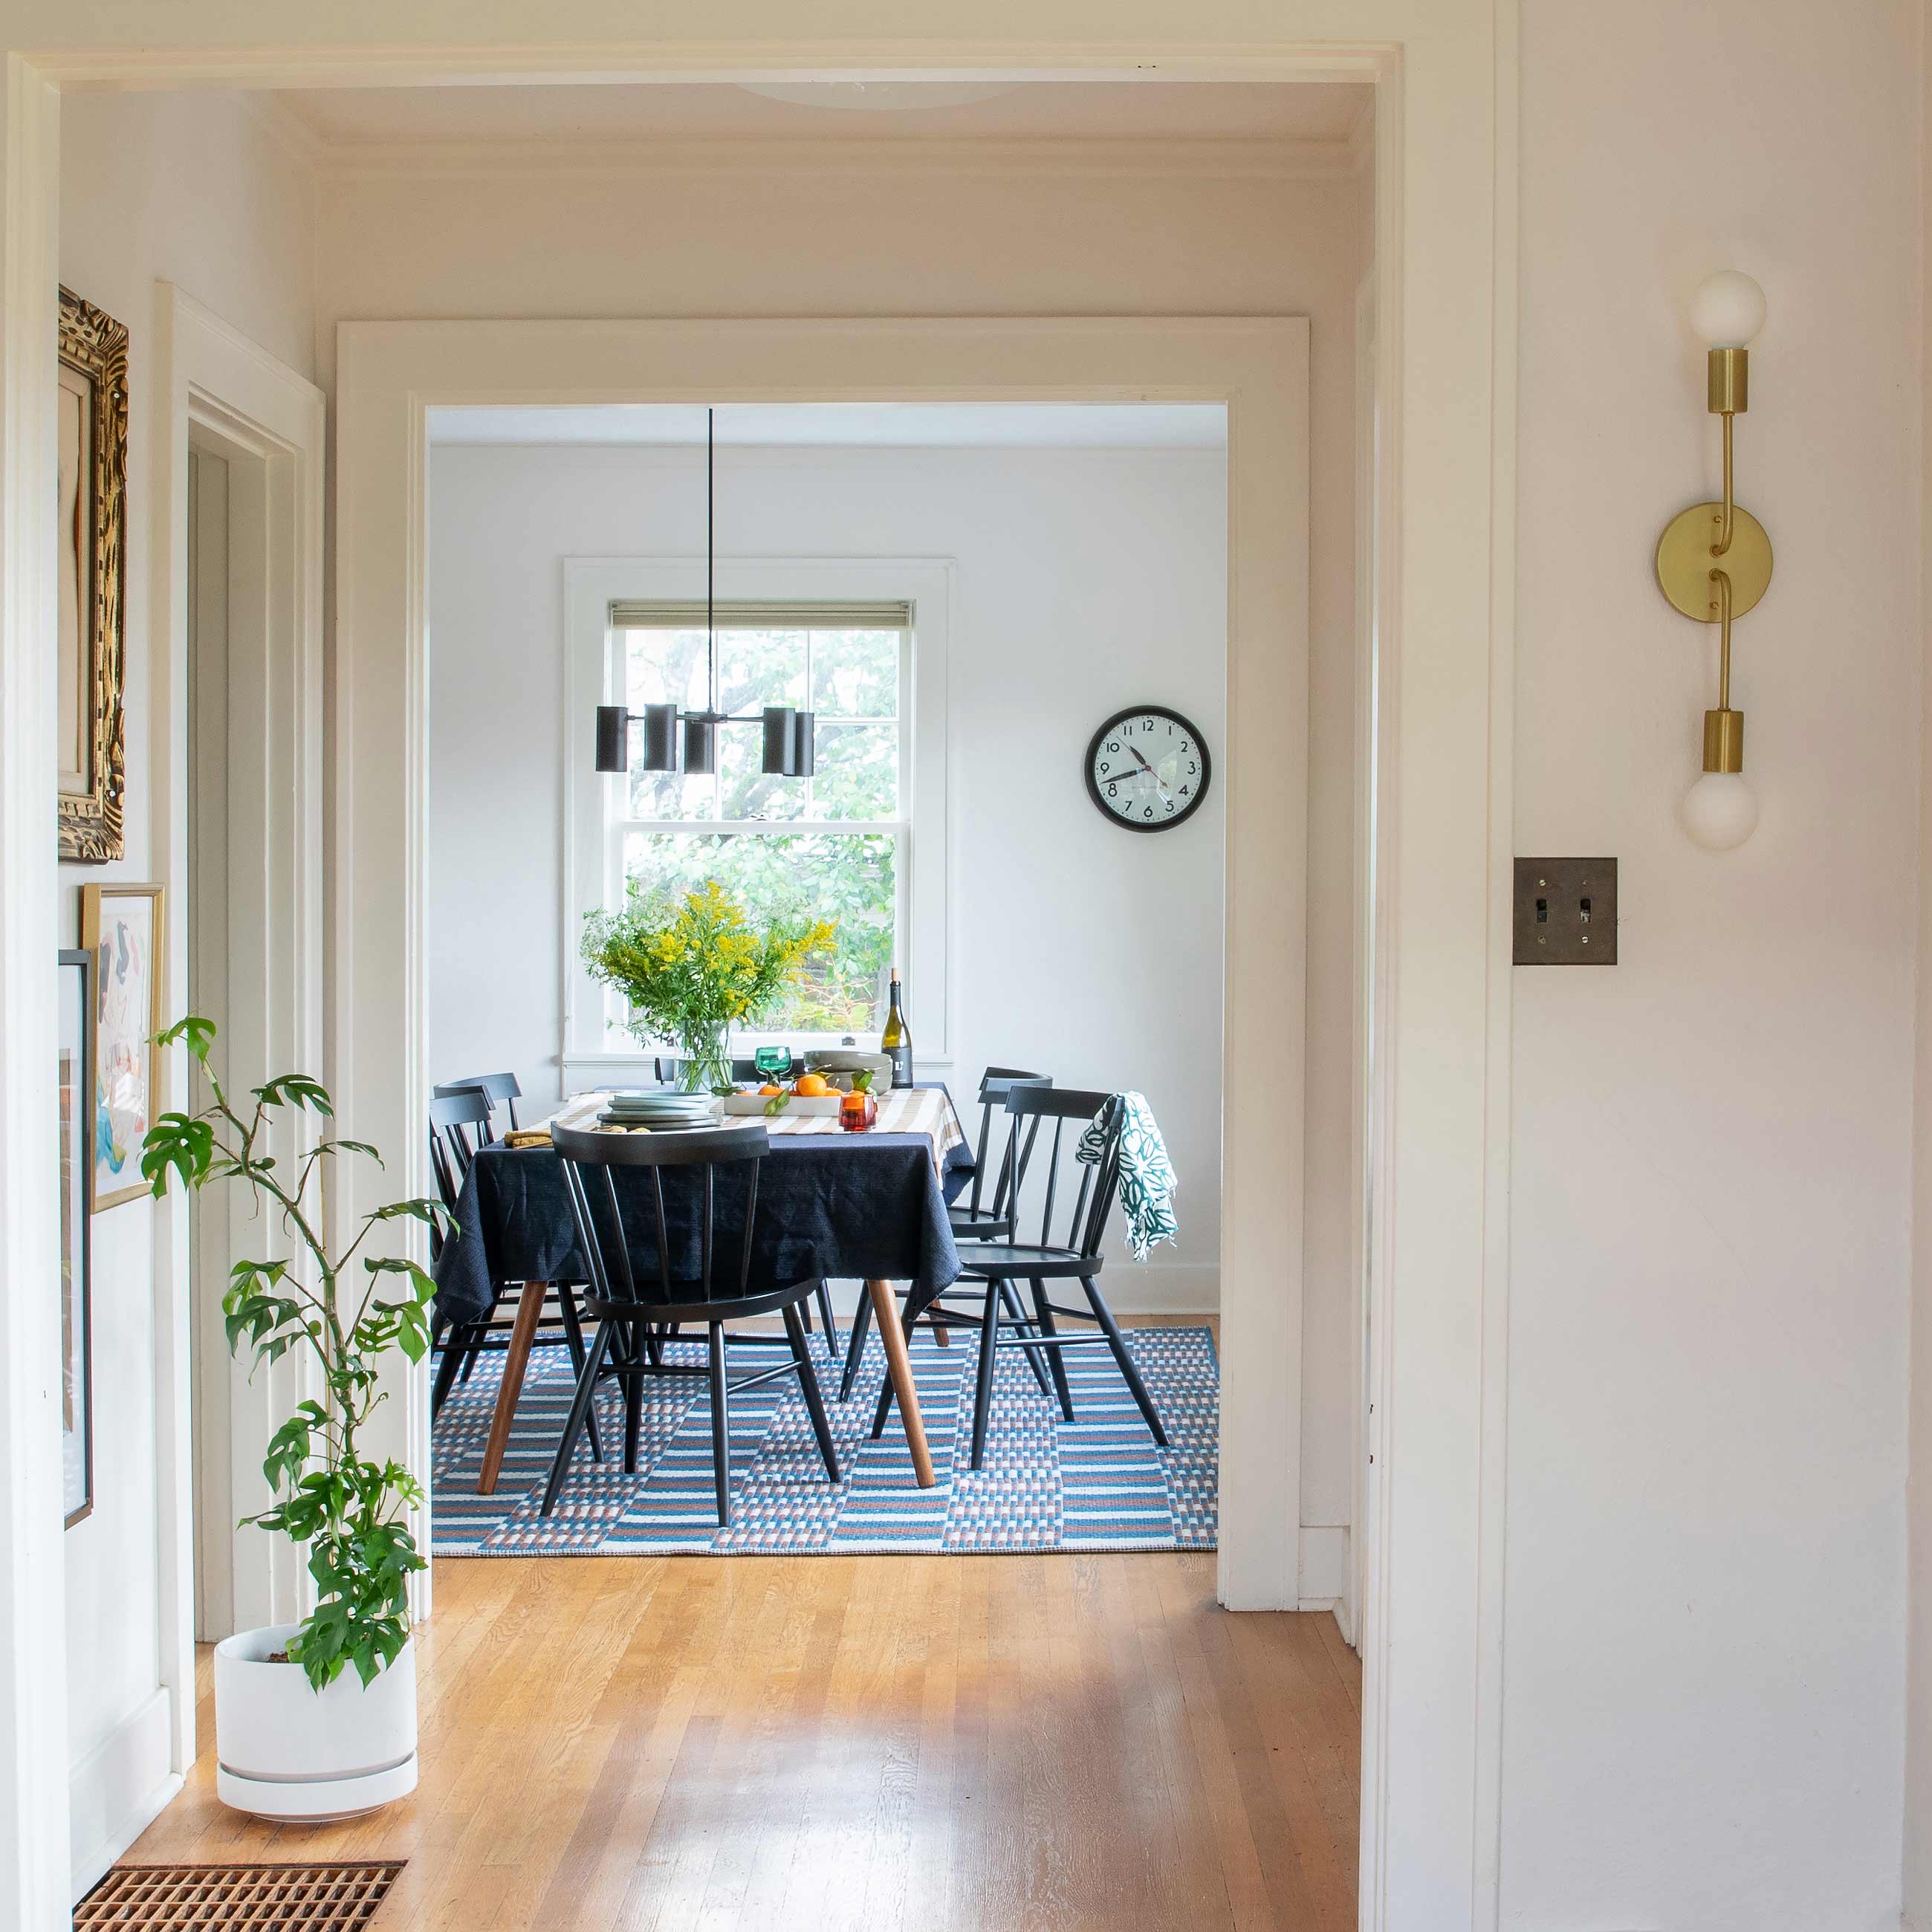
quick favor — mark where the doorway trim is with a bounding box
[334,314,1312,1615]
[148,282,325,1823]
[0,20,1516,1929]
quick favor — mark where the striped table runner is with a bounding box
[543,1086,964,1177]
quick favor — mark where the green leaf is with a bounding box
[363,1196,454,1236]
[320,1138,384,1167]
[254,1072,335,1118]
[850,1069,873,1094]
[155,1014,218,1063]
[141,1113,214,1196]
[764,1091,793,1116]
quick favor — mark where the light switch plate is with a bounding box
[1513,857,1617,965]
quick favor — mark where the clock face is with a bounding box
[1084,706,1212,833]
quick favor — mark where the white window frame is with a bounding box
[562,557,953,1085]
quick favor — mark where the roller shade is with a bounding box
[609,600,912,631]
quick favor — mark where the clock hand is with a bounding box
[1124,745,1171,798]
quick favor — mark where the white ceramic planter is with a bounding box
[213,1622,418,1821]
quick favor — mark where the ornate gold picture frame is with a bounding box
[57,286,128,864]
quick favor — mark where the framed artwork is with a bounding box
[81,883,165,1212]
[58,949,94,1529]
[56,285,129,864]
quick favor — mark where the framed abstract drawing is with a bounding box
[58,949,94,1528]
[81,882,165,1211]
[56,285,129,864]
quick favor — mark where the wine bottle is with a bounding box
[881,967,912,1089]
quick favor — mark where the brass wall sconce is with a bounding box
[1656,270,1771,851]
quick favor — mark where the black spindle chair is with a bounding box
[435,1071,522,1139]
[541,1120,840,1525]
[427,1089,600,1460]
[948,1067,1051,1242]
[872,1086,1168,1470]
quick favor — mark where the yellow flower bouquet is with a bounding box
[581,880,835,1092]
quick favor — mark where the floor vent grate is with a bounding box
[76,1861,403,1928]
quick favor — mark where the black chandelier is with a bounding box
[594,407,815,779]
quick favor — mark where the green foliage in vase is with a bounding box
[580,878,836,1063]
[141,1017,446,1693]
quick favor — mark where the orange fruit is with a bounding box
[794,1073,830,1097]
[758,1083,783,1097]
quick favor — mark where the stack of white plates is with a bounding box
[597,1089,720,1129]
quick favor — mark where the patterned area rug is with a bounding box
[432,1320,1217,1556]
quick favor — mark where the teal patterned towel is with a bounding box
[1079,1092,1178,1261]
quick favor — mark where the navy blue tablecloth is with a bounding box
[432,1127,969,1328]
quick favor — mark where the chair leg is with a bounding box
[707,1321,732,1526]
[539,1319,612,1517]
[839,1283,875,1402]
[431,1322,475,1421]
[556,1286,603,1464]
[999,1282,1054,1401]
[969,1274,1004,1471]
[621,1352,645,1474]
[815,1279,840,1363]
[456,1293,499,1385]
[1028,1277,1075,1422]
[784,1302,841,1484]
[1079,1275,1167,1447]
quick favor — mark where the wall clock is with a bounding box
[1083,704,1213,833]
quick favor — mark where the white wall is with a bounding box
[56,89,316,1889]
[429,439,1228,1305]
[337,151,1368,1560]
[1507,4,1920,1926]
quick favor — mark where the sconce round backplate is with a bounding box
[1655,502,1773,623]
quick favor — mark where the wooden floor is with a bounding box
[132,1552,1360,1931]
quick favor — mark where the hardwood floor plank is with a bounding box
[127,1551,1358,1932]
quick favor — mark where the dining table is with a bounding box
[431,1085,970,1496]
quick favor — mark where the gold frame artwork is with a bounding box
[81,882,165,1211]
[57,285,129,864]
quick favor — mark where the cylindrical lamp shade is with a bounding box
[682,716,718,775]
[594,705,630,774]
[791,710,816,777]
[641,702,681,773]
[762,706,797,775]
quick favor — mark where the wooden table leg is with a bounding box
[477,1280,548,1497]
[866,1277,934,1489]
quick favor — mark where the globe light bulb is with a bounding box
[1680,771,1759,850]
[1689,270,1766,349]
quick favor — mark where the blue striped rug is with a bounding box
[431,1319,1218,1556]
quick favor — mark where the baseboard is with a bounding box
[68,1687,178,1900]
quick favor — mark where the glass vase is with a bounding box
[675,1028,733,1095]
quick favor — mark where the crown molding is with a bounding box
[316,131,1355,182]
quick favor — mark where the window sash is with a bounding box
[601,606,913,1048]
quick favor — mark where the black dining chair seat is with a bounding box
[949,1242,1105,1280]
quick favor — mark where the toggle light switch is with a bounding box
[1514,858,1618,965]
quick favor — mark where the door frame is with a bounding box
[336,314,1311,1618]
[0,19,1516,1928]
[131,284,324,1873]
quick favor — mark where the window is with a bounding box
[603,601,911,1045]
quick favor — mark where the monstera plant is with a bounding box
[143,1016,447,1696]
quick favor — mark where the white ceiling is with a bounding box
[273,80,1369,148]
[427,402,1230,451]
